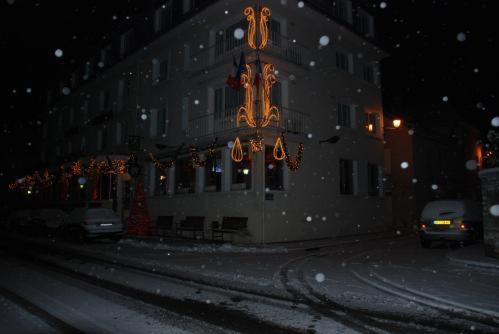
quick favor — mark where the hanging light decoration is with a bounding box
[229,4,304,171]
[273,136,285,160]
[249,135,264,153]
[231,137,244,162]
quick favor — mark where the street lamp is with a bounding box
[392,118,402,129]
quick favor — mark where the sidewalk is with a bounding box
[125,230,399,254]
[447,243,499,271]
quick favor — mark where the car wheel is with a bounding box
[420,239,432,248]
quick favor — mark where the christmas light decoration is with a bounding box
[273,136,285,160]
[260,63,279,128]
[281,133,304,171]
[249,135,264,152]
[237,64,256,127]
[231,137,244,162]
[244,7,257,49]
[189,138,217,167]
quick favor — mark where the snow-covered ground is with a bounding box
[1,232,499,333]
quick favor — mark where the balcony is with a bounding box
[187,106,310,139]
[190,39,308,76]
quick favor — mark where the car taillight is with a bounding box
[460,223,470,230]
[421,224,427,230]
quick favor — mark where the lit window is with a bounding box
[175,157,195,194]
[205,150,222,192]
[232,146,252,190]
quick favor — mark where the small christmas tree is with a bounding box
[126,178,152,235]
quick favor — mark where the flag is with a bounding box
[226,52,246,91]
[253,59,263,88]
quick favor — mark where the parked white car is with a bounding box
[62,206,124,241]
[419,200,483,248]
[30,209,67,232]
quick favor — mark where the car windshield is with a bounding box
[86,209,117,220]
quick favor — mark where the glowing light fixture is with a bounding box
[392,118,402,128]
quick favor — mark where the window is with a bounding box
[232,146,252,190]
[265,146,284,190]
[157,108,168,135]
[120,29,135,56]
[224,87,244,117]
[84,60,94,79]
[182,97,189,130]
[336,51,349,71]
[268,20,281,47]
[271,81,282,106]
[100,45,112,68]
[354,10,373,36]
[154,5,172,33]
[81,136,87,152]
[82,100,89,123]
[333,0,349,21]
[121,121,128,144]
[152,58,165,83]
[97,129,107,151]
[205,150,222,192]
[365,112,379,134]
[175,158,195,193]
[115,122,122,144]
[339,159,354,195]
[218,19,280,56]
[149,109,158,137]
[69,108,75,124]
[97,174,117,201]
[367,163,380,196]
[363,64,374,83]
[154,169,168,196]
[337,104,351,127]
[183,44,191,70]
[100,90,110,110]
[214,88,223,119]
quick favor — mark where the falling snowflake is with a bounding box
[282,211,286,215]
[465,160,477,171]
[442,96,449,102]
[408,129,414,135]
[456,32,467,42]
[489,205,499,217]
[412,178,418,184]
[307,133,313,139]
[297,1,304,8]
[309,60,316,67]
[315,273,325,283]
[227,141,234,148]
[194,99,200,105]
[336,125,341,130]
[491,117,499,127]
[98,61,105,68]
[431,184,439,190]
[234,28,244,40]
[54,49,63,58]
[306,216,312,222]
[26,88,32,94]
[321,216,327,221]
[379,2,387,9]
[319,35,330,46]
[62,87,71,95]
[141,114,148,120]
[400,161,409,169]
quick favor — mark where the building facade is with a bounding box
[39,0,389,243]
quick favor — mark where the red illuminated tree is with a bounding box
[126,178,152,235]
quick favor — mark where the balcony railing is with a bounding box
[187,106,310,139]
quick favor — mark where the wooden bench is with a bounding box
[176,216,205,239]
[152,215,174,236]
[212,217,249,241]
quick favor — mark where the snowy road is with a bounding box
[0,251,235,334]
[1,233,499,333]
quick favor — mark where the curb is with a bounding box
[349,264,499,321]
[447,254,499,272]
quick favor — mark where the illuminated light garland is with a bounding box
[244,7,256,49]
[249,136,264,152]
[71,160,82,176]
[260,63,280,128]
[237,64,256,127]
[149,153,175,174]
[259,7,270,49]
[86,159,98,178]
[273,136,285,160]
[281,133,304,171]
[190,139,217,167]
[231,137,244,162]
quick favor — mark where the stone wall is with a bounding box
[479,167,499,258]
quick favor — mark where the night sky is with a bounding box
[0,0,497,180]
